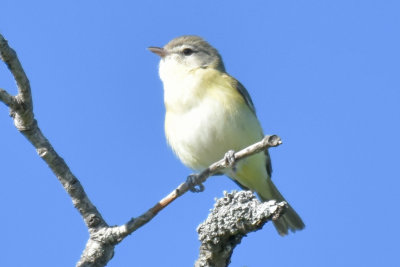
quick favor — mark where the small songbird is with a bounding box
[149,35,304,236]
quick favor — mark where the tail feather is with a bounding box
[259,179,305,236]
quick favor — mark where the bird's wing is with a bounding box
[264,149,273,177]
[235,79,256,114]
[229,75,273,177]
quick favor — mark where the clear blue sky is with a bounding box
[1,1,399,266]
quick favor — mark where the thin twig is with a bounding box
[0,35,32,105]
[0,88,16,108]
[118,135,282,237]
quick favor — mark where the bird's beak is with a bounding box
[148,46,166,57]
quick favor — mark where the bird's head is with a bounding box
[149,35,225,82]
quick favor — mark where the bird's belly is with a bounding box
[165,99,263,171]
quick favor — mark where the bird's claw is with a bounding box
[186,174,205,193]
[224,150,237,171]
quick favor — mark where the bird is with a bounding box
[148,35,304,236]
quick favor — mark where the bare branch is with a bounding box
[0,34,34,130]
[0,35,31,101]
[76,135,283,266]
[1,33,112,266]
[0,33,107,228]
[0,88,16,108]
[113,135,282,239]
[195,191,287,267]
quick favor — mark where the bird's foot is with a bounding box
[224,150,237,172]
[186,174,205,193]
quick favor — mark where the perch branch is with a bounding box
[115,134,282,238]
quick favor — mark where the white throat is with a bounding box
[159,57,204,112]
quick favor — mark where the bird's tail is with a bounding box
[259,179,305,236]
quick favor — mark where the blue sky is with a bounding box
[1,1,399,266]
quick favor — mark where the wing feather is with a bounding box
[228,75,273,177]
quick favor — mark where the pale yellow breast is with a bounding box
[163,68,264,171]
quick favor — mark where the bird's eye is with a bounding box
[182,48,194,56]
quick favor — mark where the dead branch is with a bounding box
[195,191,287,267]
